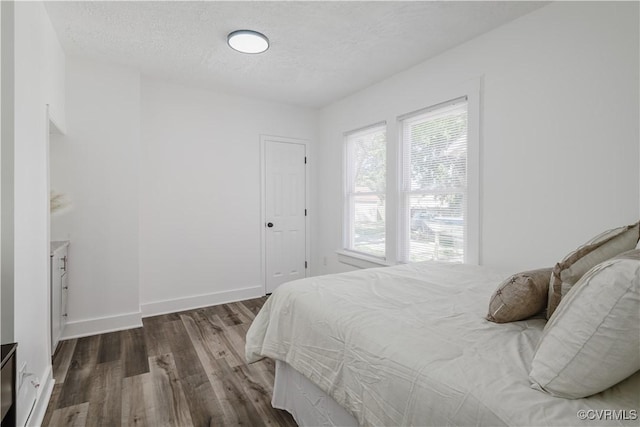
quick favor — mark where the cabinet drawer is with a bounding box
[59,255,68,273]
[61,273,69,325]
[50,241,70,353]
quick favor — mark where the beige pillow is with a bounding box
[530,250,640,398]
[486,268,551,323]
[546,221,639,319]
[619,248,640,261]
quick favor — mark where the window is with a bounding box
[344,123,386,258]
[399,97,468,263]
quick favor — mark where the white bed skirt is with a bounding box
[273,360,359,427]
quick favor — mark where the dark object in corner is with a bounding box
[1,343,17,427]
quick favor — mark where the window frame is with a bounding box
[397,84,480,265]
[337,80,480,268]
[342,121,387,260]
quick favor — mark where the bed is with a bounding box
[246,261,640,426]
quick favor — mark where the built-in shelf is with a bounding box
[48,108,66,135]
[50,239,70,255]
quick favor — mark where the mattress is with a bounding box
[246,261,640,426]
[272,360,358,426]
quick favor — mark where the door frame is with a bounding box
[45,105,65,356]
[260,135,311,295]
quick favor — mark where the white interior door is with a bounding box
[265,139,307,293]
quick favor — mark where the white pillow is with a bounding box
[546,221,639,319]
[530,250,640,399]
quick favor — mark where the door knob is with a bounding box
[267,222,274,228]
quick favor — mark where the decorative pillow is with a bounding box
[530,251,640,399]
[486,268,552,323]
[619,248,640,261]
[546,221,639,319]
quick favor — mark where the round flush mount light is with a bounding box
[227,30,269,54]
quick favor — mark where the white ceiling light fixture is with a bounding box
[227,30,269,54]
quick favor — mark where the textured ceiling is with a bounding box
[45,1,547,108]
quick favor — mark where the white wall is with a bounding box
[13,0,48,393]
[1,0,14,345]
[50,65,318,333]
[13,1,65,424]
[139,78,317,315]
[41,7,65,131]
[50,57,141,337]
[316,1,639,275]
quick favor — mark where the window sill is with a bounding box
[335,250,393,269]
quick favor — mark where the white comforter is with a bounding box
[246,262,640,426]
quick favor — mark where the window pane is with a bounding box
[352,194,385,257]
[408,194,464,262]
[345,124,386,258]
[400,98,468,264]
[407,104,467,192]
[351,130,386,193]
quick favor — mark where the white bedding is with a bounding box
[246,262,640,426]
[273,360,359,426]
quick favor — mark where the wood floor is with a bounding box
[42,297,297,427]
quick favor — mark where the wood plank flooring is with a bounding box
[42,297,297,427]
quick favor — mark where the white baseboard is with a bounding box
[58,287,264,339]
[61,311,143,340]
[25,365,54,427]
[141,286,264,318]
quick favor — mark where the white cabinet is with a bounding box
[50,241,69,353]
